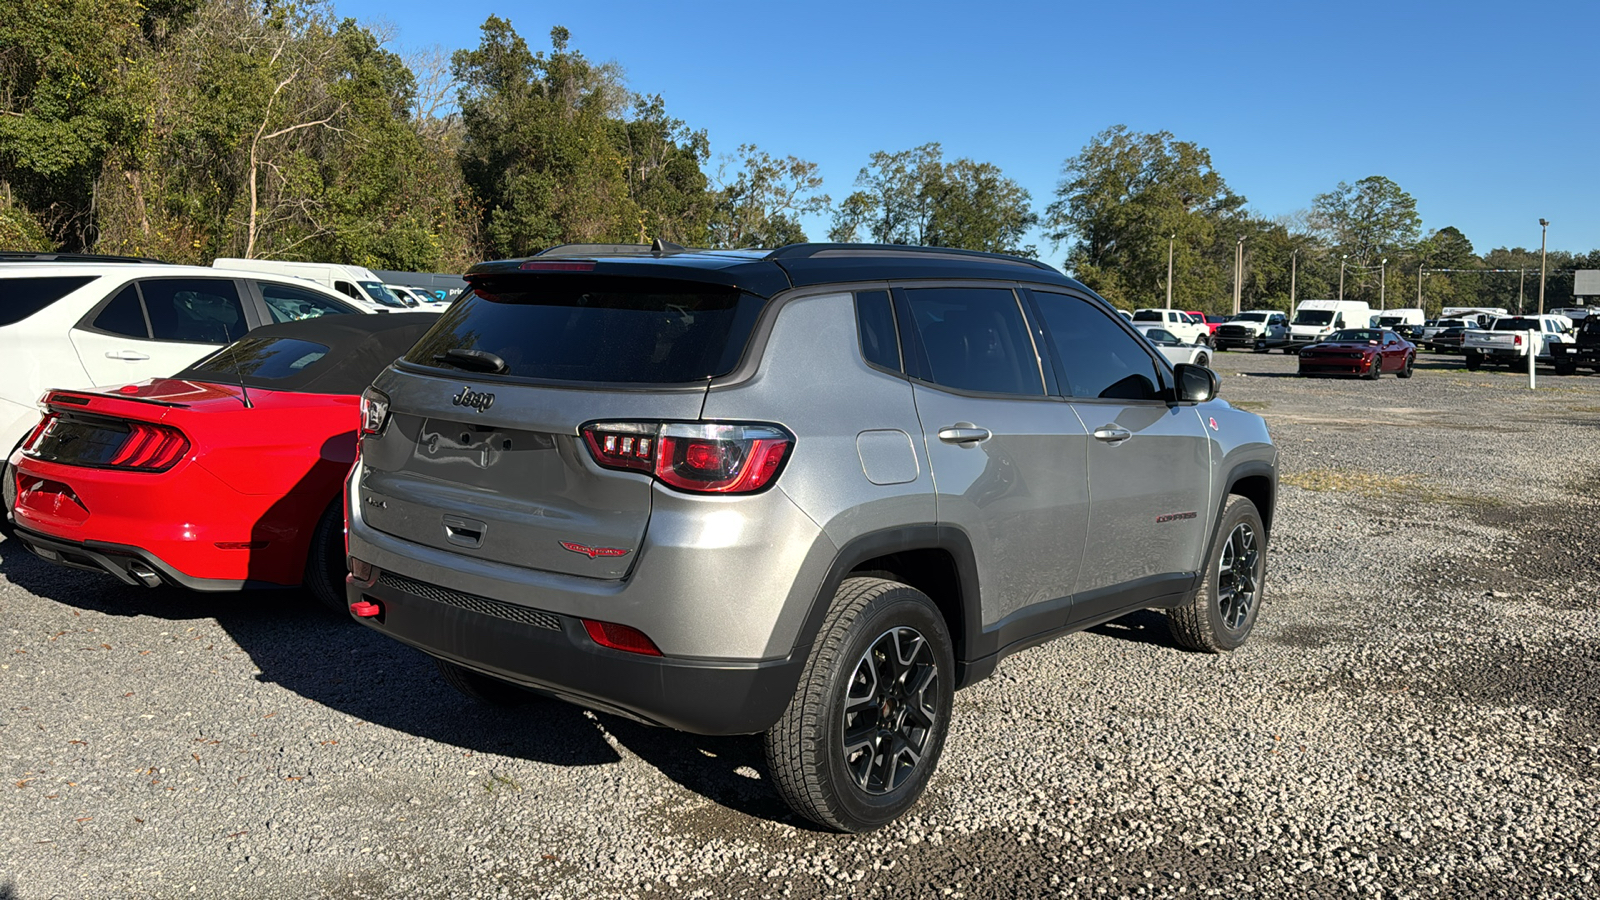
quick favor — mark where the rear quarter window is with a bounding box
[0,276,96,327]
[404,275,765,384]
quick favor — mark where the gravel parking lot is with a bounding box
[3,349,1598,899]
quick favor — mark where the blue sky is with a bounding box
[336,0,1599,264]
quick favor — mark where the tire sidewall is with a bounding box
[818,592,954,830]
[1199,498,1267,651]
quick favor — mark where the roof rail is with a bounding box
[0,250,166,264]
[536,240,694,259]
[763,243,1056,272]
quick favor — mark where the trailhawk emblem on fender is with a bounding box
[559,541,631,559]
[1155,511,1197,524]
[451,386,495,412]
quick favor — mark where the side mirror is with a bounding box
[1172,363,1220,403]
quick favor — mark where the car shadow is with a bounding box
[0,534,804,825]
[1086,608,1184,650]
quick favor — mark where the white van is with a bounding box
[212,258,407,310]
[1375,308,1425,330]
[1288,299,1373,349]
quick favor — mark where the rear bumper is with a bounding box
[346,567,804,735]
[11,524,270,591]
[9,452,315,587]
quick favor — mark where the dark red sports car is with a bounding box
[1297,328,1416,379]
[8,314,434,609]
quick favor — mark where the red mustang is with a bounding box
[1297,328,1416,379]
[8,314,435,609]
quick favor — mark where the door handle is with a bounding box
[1093,425,1132,444]
[937,425,991,445]
[105,350,150,361]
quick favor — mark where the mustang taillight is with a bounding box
[581,422,793,494]
[106,421,190,471]
[359,387,390,435]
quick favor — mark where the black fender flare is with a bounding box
[786,524,983,672]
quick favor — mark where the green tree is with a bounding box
[708,144,828,248]
[829,143,1036,255]
[1043,125,1246,310]
[1309,175,1421,304]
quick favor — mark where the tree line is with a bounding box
[2,2,1593,315]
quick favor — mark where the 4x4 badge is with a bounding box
[452,386,495,412]
[560,541,630,559]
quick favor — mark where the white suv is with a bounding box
[0,261,372,510]
[1130,308,1209,345]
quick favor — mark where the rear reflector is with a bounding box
[350,600,383,618]
[214,541,268,550]
[581,619,662,656]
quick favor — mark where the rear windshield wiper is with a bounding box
[433,348,508,374]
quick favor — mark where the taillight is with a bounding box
[106,421,190,471]
[20,413,57,452]
[581,422,793,494]
[359,388,390,435]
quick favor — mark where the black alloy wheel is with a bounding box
[1169,494,1267,652]
[1364,355,1382,379]
[840,626,941,795]
[1398,353,1415,378]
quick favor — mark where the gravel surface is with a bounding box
[3,349,1598,899]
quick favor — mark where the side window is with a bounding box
[259,281,354,323]
[902,287,1043,396]
[1,276,96,328]
[92,283,150,338]
[139,279,247,344]
[854,290,901,372]
[1032,292,1165,401]
[334,281,361,299]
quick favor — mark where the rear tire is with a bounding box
[435,658,531,706]
[765,577,954,833]
[303,502,350,615]
[1168,495,1266,653]
[1,459,16,539]
[1464,351,1481,371]
[1398,353,1415,378]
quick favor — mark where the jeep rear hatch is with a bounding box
[356,274,767,579]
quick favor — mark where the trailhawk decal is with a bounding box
[1155,511,1198,524]
[559,541,631,559]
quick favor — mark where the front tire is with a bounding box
[1195,352,1210,368]
[765,577,954,833]
[1168,495,1266,653]
[1364,355,1381,379]
[1,459,16,539]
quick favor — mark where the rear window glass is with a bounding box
[1131,310,1163,322]
[1493,318,1540,331]
[0,276,95,327]
[189,338,329,381]
[404,276,765,384]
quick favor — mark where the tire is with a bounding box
[435,658,530,706]
[1398,353,1414,378]
[1555,363,1576,376]
[1,459,16,539]
[1363,355,1381,380]
[765,577,954,833]
[1253,339,1267,353]
[303,501,350,615]
[1195,352,1210,368]
[1168,495,1267,653]
[1464,351,1481,371]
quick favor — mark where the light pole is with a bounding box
[1233,236,1245,315]
[1416,263,1424,313]
[1166,233,1175,309]
[1538,218,1549,315]
[1379,258,1387,310]
[1290,248,1299,307]
[1339,254,1348,301]
[1519,269,1526,313]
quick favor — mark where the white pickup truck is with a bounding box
[1462,315,1575,370]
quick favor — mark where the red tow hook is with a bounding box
[350,600,383,618]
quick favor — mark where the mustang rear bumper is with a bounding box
[12,524,272,591]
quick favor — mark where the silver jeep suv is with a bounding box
[345,243,1277,832]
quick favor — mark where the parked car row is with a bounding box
[4,243,1279,834]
